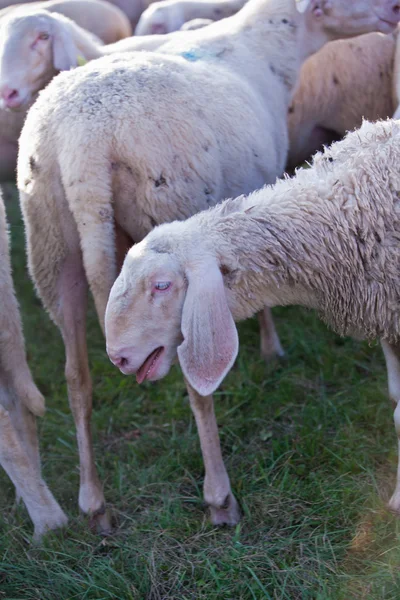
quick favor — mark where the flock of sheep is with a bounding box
[1,0,400,542]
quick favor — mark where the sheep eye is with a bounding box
[38,32,50,40]
[154,281,171,291]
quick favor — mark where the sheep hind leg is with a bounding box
[0,404,67,541]
[381,339,400,513]
[56,252,111,532]
[185,381,240,526]
[258,307,285,362]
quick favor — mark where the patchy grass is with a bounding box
[2,186,400,599]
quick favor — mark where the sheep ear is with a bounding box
[295,0,311,13]
[177,259,238,397]
[52,21,78,71]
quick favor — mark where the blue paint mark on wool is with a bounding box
[181,49,201,62]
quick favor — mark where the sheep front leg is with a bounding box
[185,381,240,526]
[57,254,111,532]
[258,307,284,362]
[0,404,67,540]
[382,339,400,513]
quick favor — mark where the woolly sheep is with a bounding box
[287,31,397,170]
[0,8,192,110]
[17,0,400,528]
[105,118,400,520]
[0,0,132,42]
[0,191,67,540]
[0,3,134,180]
[135,0,246,35]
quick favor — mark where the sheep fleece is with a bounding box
[168,119,400,342]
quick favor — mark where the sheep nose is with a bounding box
[0,85,20,108]
[107,350,129,369]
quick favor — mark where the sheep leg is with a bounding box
[57,253,111,532]
[382,339,400,513]
[258,307,284,362]
[185,381,240,526]
[1,381,42,501]
[0,404,67,540]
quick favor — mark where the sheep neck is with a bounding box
[188,143,400,343]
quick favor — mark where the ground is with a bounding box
[1,186,400,599]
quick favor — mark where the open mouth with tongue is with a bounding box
[136,347,164,384]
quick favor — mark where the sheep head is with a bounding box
[0,10,79,110]
[299,0,400,43]
[105,224,238,397]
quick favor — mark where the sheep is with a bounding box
[17,0,400,528]
[287,30,397,170]
[105,117,400,521]
[0,8,198,110]
[0,0,132,42]
[0,3,134,181]
[135,0,247,35]
[0,191,67,540]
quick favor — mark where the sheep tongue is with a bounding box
[136,348,160,384]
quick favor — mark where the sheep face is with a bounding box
[0,11,78,110]
[105,228,239,397]
[105,242,187,385]
[303,0,400,37]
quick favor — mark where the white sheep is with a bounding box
[0,2,133,180]
[105,118,400,520]
[0,191,67,540]
[0,8,192,110]
[135,0,246,35]
[18,0,400,528]
[287,30,397,170]
[0,0,132,42]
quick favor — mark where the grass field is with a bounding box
[1,186,400,599]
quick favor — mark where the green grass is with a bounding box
[2,185,400,599]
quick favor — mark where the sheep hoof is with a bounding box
[209,493,241,526]
[89,505,113,535]
[261,346,286,364]
[387,494,400,515]
[32,509,68,543]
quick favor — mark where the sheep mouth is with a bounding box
[136,347,164,384]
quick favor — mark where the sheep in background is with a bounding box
[0,1,133,181]
[0,8,193,111]
[287,30,397,170]
[0,192,67,540]
[105,118,400,520]
[17,0,400,529]
[135,0,246,35]
[0,0,132,42]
